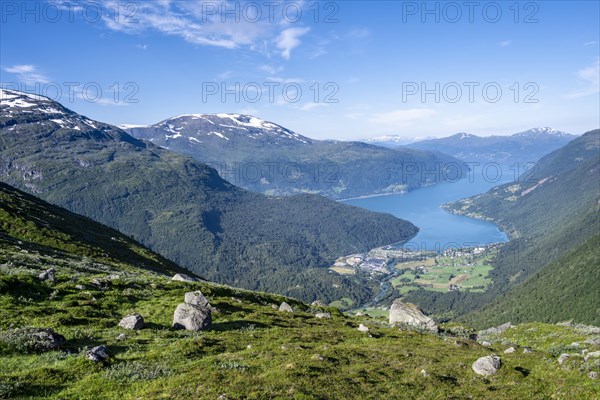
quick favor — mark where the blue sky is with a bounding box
[1,0,598,140]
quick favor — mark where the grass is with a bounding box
[392,251,496,294]
[1,256,599,399]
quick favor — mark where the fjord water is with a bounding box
[343,172,510,251]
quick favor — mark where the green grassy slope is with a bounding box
[0,182,184,277]
[0,180,598,399]
[463,234,600,327]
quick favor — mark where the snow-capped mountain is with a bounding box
[123,114,466,199]
[512,127,573,138]
[405,128,578,165]
[124,113,313,148]
[0,89,104,131]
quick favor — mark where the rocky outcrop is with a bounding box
[38,268,56,282]
[479,322,512,336]
[279,302,293,313]
[172,291,212,331]
[87,345,109,363]
[184,291,210,308]
[171,273,199,282]
[472,355,501,376]
[389,300,437,332]
[118,314,144,330]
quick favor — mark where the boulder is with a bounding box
[184,291,210,308]
[558,353,571,365]
[171,273,198,282]
[87,345,109,363]
[479,322,512,336]
[173,303,211,331]
[480,341,492,347]
[38,268,56,282]
[590,371,599,380]
[523,347,534,354]
[472,355,501,376]
[116,333,127,341]
[389,299,437,332]
[504,347,516,354]
[311,300,326,307]
[279,302,293,313]
[315,312,331,319]
[357,324,369,332]
[118,314,144,330]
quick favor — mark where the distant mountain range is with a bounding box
[364,128,577,166]
[362,135,436,148]
[122,115,466,199]
[0,89,417,303]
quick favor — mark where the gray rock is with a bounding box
[523,347,534,354]
[481,341,492,347]
[118,314,144,330]
[589,371,598,380]
[357,324,369,332]
[504,347,516,354]
[173,303,211,331]
[279,302,293,313]
[355,312,364,316]
[184,291,210,308]
[106,274,121,281]
[584,337,600,345]
[116,333,127,341]
[558,353,571,365]
[171,273,198,282]
[315,312,331,319]
[389,299,438,332]
[87,345,109,362]
[479,322,512,336]
[75,284,86,290]
[38,268,56,282]
[472,355,501,376]
[311,300,326,307]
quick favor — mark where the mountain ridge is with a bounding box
[0,89,418,304]
[124,114,467,199]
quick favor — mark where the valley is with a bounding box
[1,2,599,397]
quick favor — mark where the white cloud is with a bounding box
[55,1,312,59]
[259,65,283,74]
[3,65,49,85]
[369,109,436,128]
[276,27,310,60]
[266,76,304,84]
[347,28,370,39]
[299,102,328,111]
[565,58,600,98]
[499,40,511,47]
